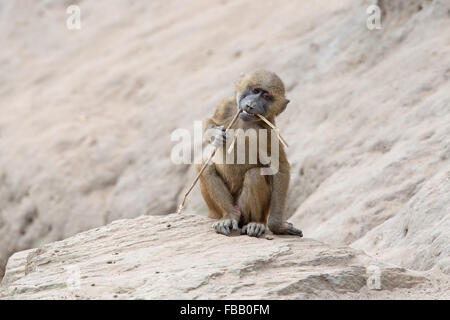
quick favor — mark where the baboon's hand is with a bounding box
[241,222,265,237]
[209,126,227,148]
[212,219,239,236]
[269,221,303,237]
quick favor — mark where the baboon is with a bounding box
[197,70,303,238]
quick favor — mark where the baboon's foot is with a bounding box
[212,219,239,236]
[284,222,303,237]
[241,222,265,237]
[270,221,303,237]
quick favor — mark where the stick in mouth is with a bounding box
[257,114,289,149]
[227,114,289,154]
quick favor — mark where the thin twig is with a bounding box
[177,109,242,214]
[257,114,289,148]
[229,115,290,153]
[227,132,238,154]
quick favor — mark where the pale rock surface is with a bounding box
[0,0,449,283]
[1,214,449,300]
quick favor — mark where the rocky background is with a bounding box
[0,0,449,295]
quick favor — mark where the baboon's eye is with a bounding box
[262,93,272,101]
[252,88,260,94]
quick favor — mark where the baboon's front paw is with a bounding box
[241,223,265,237]
[209,126,228,148]
[212,219,239,236]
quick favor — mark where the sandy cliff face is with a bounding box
[0,0,449,284]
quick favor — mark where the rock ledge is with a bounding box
[1,214,448,299]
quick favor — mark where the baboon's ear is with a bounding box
[277,98,290,115]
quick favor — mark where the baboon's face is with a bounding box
[237,85,273,121]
